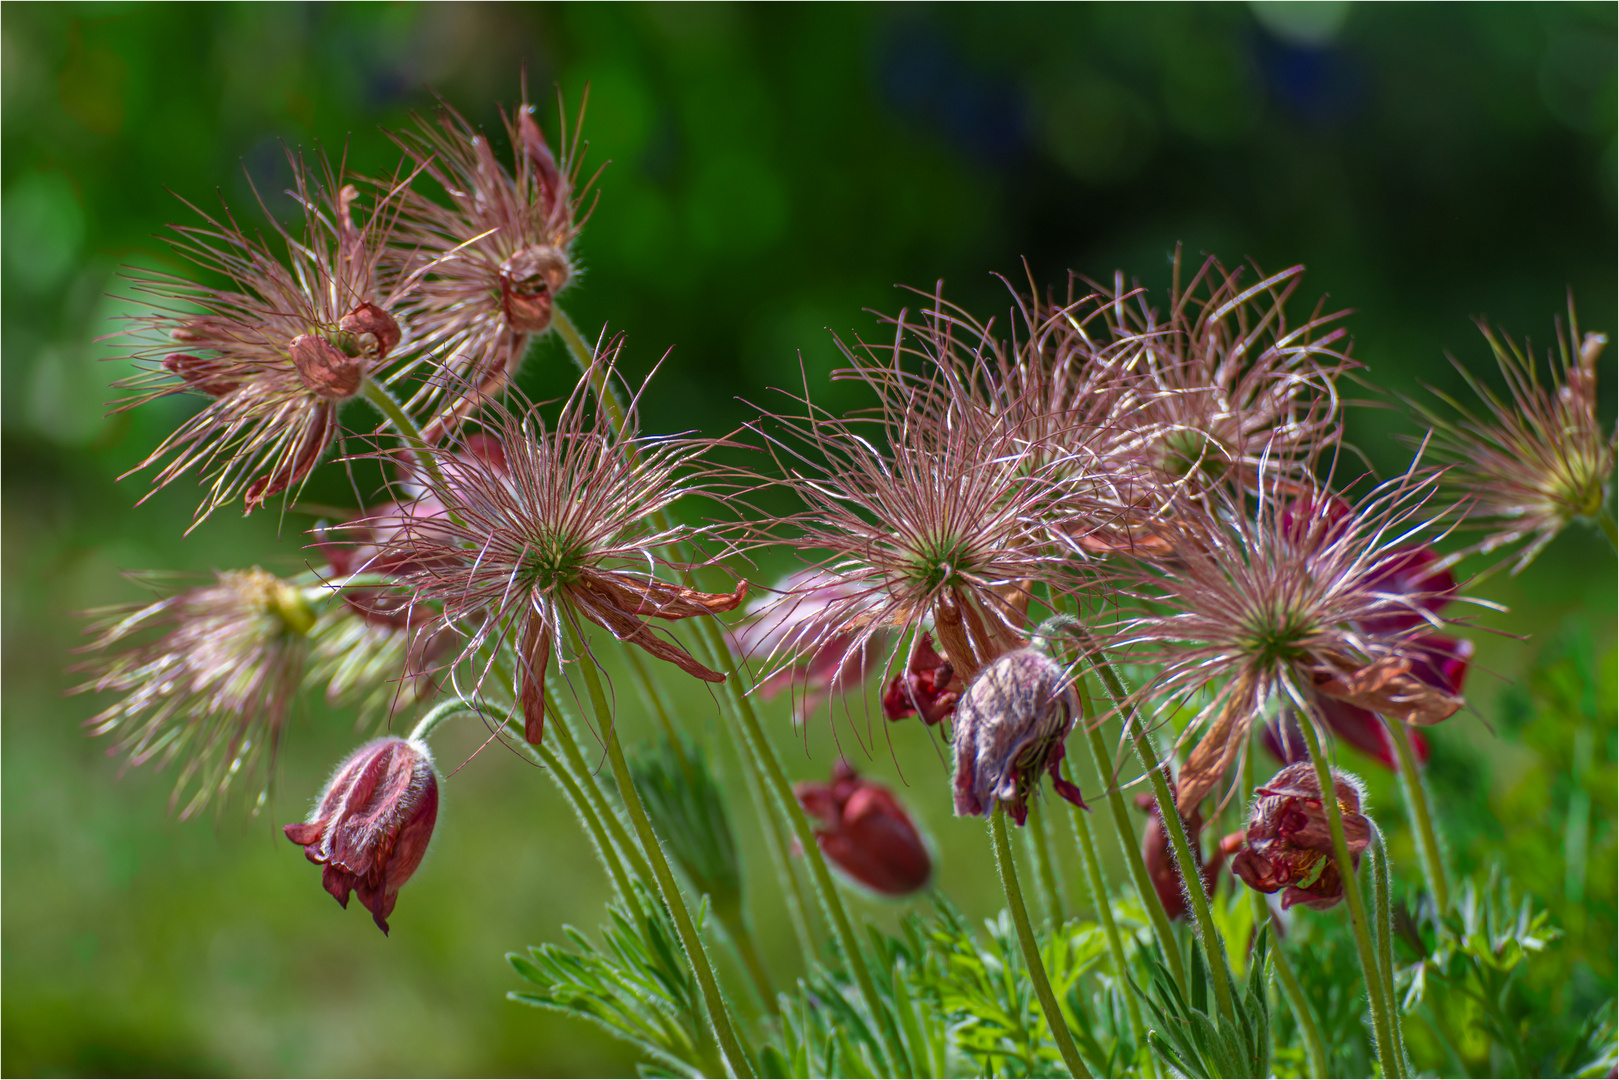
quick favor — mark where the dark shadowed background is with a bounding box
[3,3,1615,1076]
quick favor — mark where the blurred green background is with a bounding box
[3,3,1615,1076]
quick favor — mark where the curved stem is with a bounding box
[1026,798,1066,928]
[360,379,450,487]
[407,697,640,905]
[1087,656,1236,1020]
[1061,757,1154,1071]
[563,619,756,1079]
[991,807,1093,1079]
[1295,710,1399,1079]
[543,680,658,888]
[1385,718,1449,913]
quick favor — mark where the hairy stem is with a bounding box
[1076,715,1188,997]
[1086,651,1237,1026]
[564,619,756,1079]
[1060,757,1154,1070]
[1386,717,1449,913]
[992,807,1092,1079]
[1369,826,1408,1072]
[1295,710,1399,1079]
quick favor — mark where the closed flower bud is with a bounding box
[1230,761,1370,911]
[951,648,1086,825]
[284,737,439,935]
[795,762,932,897]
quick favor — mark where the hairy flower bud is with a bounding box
[951,648,1086,824]
[284,737,439,934]
[795,762,932,897]
[1230,761,1369,910]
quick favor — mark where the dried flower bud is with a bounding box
[951,648,1086,824]
[163,352,241,397]
[499,245,570,333]
[338,301,402,360]
[289,334,365,400]
[795,761,932,897]
[881,632,959,725]
[1230,761,1370,911]
[284,737,439,934]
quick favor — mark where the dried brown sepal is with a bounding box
[1310,653,1465,727]
[519,616,551,745]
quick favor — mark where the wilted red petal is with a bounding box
[340,302,403,359]
[289,334,364,400]
[245,402,335,509]
[519,616,551,745]
[163,352,240,397]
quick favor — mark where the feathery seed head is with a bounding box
[71,568,316,818]
[1411,303,1614,572]
[116,159,404,523]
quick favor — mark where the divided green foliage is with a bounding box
[1398,869,1616,1078]
[1129,929,1271,1079]
[507,888,723,1079]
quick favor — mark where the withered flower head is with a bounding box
[71,568,316,818]
[794,761,933,898]
[284,736,439,934]
[357,349,744,747]
[880,631,960,725]
[1088,255,1354,498]
[746,304,1090,694]
[385,88,592,438]
[728,569,884,722]
[951,647,1087,825]
[1409,303,1613,573]
[1101,465,1473,814]
[116,158,405,525]
[1230,761,1370,911]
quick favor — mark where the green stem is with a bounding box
[409,698,640,906]
[991,807,1093,1079]
[1061,758,1154,1071]
[1087,651,1237,1026]
[1076,714,1188,997]
[1268,911,1329,1079]
[553,306,628,425]
[1295,710,1399,1079]
[543,680,659,888]
[1026,798,1066,928]
[689,613,905,1074]
[360,379,451,489]
[563,619,756,1079]
[1385,718,1449,913]
[1369,827,1408,1074]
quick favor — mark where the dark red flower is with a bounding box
[1229,762,1369,911]
[284,737,439,934]
[881,632,959,725]
[794,761,932,897]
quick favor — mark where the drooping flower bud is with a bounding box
[795,761,932,897]
[1229,761,1369,911]
[881,632,959,725]
[284,737,439,934]
[950,648,1086,824]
